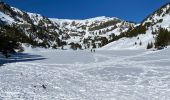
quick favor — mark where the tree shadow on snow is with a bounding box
[0,53,46,66]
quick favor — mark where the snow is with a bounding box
[1,3,170,99]
[50,16,118,25]
[101,29,155,50]
[1,47,170,99]
[0,11,15,24]
[27,13,44,25]
[50,16,134,48]
[0,5,135,49]
[102,5,170,50]
[11,7,24,16]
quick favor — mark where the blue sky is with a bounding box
[4,0,170,22]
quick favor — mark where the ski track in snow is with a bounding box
[1,49,170,100]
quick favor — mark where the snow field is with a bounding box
[0,48,170,100]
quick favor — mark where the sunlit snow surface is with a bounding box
[1,48,170,100]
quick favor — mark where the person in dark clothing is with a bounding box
[93,49,95,53]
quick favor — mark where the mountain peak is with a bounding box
[142,2,170,24]
[0,1,11,11]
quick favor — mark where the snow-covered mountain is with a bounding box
[50,17,135,49]
[1,1,170,51]
[0,2,135,50]
[102,3,170,50]
[0,2,62,49]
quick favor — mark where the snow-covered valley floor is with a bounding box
[1,48,170,100]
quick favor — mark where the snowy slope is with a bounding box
[102,3,170,50]
[101,29,155,50]
[1,47,170,99]
[0,11,14,24]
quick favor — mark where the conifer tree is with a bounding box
[155,27,170,48]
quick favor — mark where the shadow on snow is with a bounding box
[0,53,46,66]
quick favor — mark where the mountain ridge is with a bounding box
[102,2,170,50]
[0,1,170,54]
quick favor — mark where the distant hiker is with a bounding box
[93,49,95,53]
[91,49,93,53]
[42,85,46,89]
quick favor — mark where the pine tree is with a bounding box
[155,27,170,48]
[147,42,153,49]
[101,37,108,46]
[92,43,96,48]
